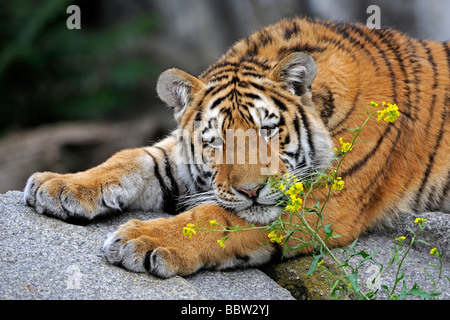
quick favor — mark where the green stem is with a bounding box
[299,213,371,300]
[389,231,417,298]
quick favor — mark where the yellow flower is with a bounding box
[331,177,345,191]
[370,101,379,108]
[285,193,303,213]
[294,182,304,192]
[217,239,226,248]
[279,184,286,191]
[377,102,400,123]
[395,236,406,245]
[286,182,304,196]
[317,259,324,267]
[338,137,353,154]
[414,218,427,224]
[430,247,438,256]
[209,220,217,226]
[183,225,197,238]
[268,230,284,243]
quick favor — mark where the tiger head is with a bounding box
[157,52,333,224]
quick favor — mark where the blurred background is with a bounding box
[0,0,449,193]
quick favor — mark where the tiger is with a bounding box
[24,17,449,278]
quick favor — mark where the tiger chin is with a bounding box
[24,17,449,278]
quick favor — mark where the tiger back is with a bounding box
[188,17,450,228]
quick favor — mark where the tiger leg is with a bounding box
[24,137,180,221]
[102,204,276,278]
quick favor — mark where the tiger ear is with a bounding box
[157,68,205,123]
[269,52,317,96]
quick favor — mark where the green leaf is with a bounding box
[307,253,324,276]
[415,239,431,246]
[346,272,360,293]
[406,283,441,299]
[348,237,359,252]
[393,269,405,289]
[398,280,408,300]
[324,224,333,241]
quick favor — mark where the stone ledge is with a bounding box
[0,191,294,300]
[264,211,450,300]
[1,190,448,300]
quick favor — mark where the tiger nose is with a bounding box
[235,184,263,199]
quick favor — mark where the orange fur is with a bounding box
[25,18,449,277]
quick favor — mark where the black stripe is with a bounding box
[247,81,265,91]
[238,55,270,70]
[318,22,379,69]
[443,42,450,69]
[331,22,398,103]
[143,149,176,215]
[269,242,284,262]
[258,29,274,47]
[244,37,259,56]
[208,83,230,98]
[439,170,450,208]
[293,113,301,144]
[359,127,402,215]
[283,21,300,40]
[325,23,404,172]
[317,86,335,126]
[210,96,226,110]
[243,93,261,100]
[241,72,263,78]
[201,61,239,78]
[330,88,361,136]
[281,133,290,147]
[372,28,414,121]
[277,44,326,59]
[414,101,446,208]
[188,140,205,191]
[419,40,439,137]
[406,38,422,121]
[292,114,304,163]
[154,146,180,200]
[296,106,315,161]
[209,75,230,82]
[271,96,287,111]
[205,68,235,81]
[194,107,203,123]
[342,126,392,177]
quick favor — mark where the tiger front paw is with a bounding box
[102,219,201,278]
[24,171,127,221]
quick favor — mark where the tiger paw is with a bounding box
[24,171,126,221]
[102,219,201,278]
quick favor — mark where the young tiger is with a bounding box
[24,17,449,278]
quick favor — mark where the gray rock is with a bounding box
[345,211,450,300]
[262,211,450,300]
[0,191,294,300]
[2,189,449,300]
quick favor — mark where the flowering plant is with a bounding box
[181,101,448,299]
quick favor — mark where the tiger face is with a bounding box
[157,52,333,224]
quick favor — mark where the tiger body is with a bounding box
[24,18,449,278]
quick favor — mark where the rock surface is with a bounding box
[0,191,293,300]
[1,190,449,300]
[263,211,450,300]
